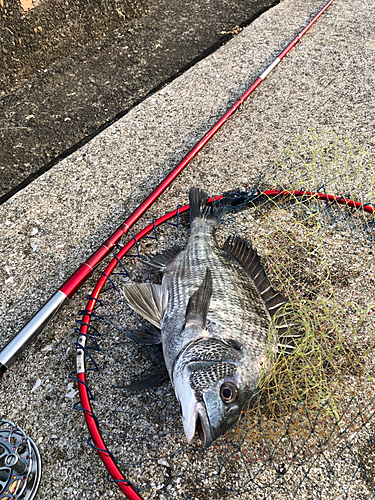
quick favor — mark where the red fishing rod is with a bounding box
[0,0,336,376]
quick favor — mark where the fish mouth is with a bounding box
[195,409,212,448]
[181,399,212,448]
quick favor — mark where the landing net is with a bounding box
[74,131,375,499]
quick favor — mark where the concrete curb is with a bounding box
[0,0,374,498]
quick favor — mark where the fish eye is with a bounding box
[220,382,238,404]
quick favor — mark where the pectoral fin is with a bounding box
[185,268,213,328]
[123,283,168,329]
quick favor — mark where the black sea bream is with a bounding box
[123,187,298,447]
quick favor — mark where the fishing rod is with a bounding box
[0,0,336,377]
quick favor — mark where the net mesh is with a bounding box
[74,130,375,499]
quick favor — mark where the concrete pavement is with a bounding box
[0,0,374,498]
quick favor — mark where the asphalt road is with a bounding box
[0,0,278,203]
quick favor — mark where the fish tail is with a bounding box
[189,187,222,229]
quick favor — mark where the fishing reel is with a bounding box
[0,420,41,500]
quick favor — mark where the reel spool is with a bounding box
[0,421,41,500]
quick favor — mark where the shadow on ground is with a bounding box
[0,0,278,203]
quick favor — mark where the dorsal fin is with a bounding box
[185,268,212,328]
[143,244,182,270]
[275,319,303,354]
[223,236,288,318]
[122,283,168,329]
[223,236,303,354]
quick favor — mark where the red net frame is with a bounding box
[75,189,374,500]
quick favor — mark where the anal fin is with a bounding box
[142,244,182,270]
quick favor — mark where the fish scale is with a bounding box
[123,187,294,447]
[161,215,271,378]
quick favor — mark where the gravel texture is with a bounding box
[0,0,278,201]
[0,0,374,498]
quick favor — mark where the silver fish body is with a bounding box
[161,219,270,373]
[123,187,296,447]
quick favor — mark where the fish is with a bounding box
[122,187,300,447]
